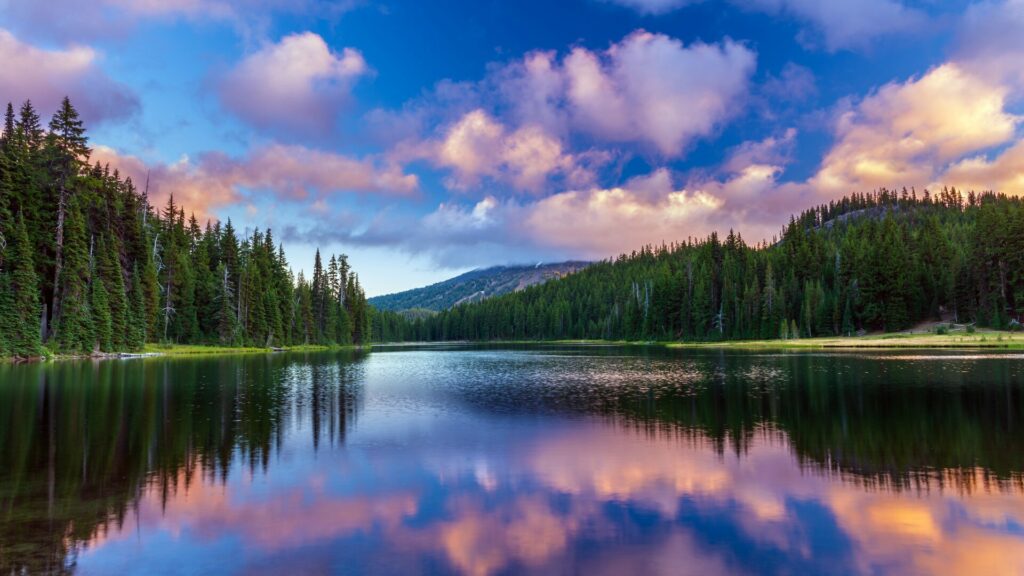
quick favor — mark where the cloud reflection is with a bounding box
[78,414,1024,575]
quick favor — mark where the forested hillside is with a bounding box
[373,189,1024,342]
[0,98,371,358]
[368,261,590,312]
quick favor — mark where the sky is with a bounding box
[1,0,1023,296]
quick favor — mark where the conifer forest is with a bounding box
[374,189,1024,343]
[0,98,371,359]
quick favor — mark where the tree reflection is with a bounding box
[601,351,1024,493]
[0,351,366,575]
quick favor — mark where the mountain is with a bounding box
[369,262,591,312]
[372,188,1024,343]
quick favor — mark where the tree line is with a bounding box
[0,97,371,358]
[374,188,1024,342]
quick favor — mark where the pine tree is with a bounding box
[46,97,90,341]
[91,277,112,352]
[0,208,43,357]
[97,235,129,349]
[0,103,14,150]
[128,266,148,351]
[53,199,93,353]
[215,263,240,345]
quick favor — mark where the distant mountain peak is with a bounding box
[369,261,591,312]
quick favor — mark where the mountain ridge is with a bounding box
[369,261,591,312]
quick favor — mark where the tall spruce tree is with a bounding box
[46,97,90,340]
[53,198,93,353]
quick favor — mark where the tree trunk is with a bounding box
[49,184,67,340]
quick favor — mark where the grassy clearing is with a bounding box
[666,330,1024,350]
[141,343,363,357]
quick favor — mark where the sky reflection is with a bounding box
[78,420,1024,575]
[2,348,1022,575]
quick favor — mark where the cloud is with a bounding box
[92,143,417,221]
[723,128,796,173]
[598,0,698,15]
[519,170,724,256]
[602,0,924,51]
[290,159,798,266]
[0,0,360,43]
[381,30,756,195]
[312,57,1024,264]
[739,0,926,51]
[218,32,370,137]
[0,29,139,125]
[761,63,817,104]
[424,109,600,192]
[957,0,1024,92]
[561,32,756,155]
[811,64,1019,194]
[940,140,1024,196]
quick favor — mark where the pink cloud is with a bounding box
[92,143,418,221]
[564,32,756,156]
[282,146,803,266]
[957,0,1024,93]
[488,31,756,157]
[0,0,358,43]
[811,64,1019,195]
[940,140,1024,196]
[0,28,139,125]
[217,32,370,136]
[379,29,755,196]
[517,163,804,257]
[429,109,598,192]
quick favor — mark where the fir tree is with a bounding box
[0,209,43,357]
[53,199,93,353]
[128,266,148,351]
[46,97,90,341]
[91,277,112,352]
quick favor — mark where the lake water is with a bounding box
[2,345,1023,575]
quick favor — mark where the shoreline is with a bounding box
[1,343,371,363]
[373,330,1024,350]
[8,332,1023,362]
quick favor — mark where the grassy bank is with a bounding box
[0,343,369,362]
[375,331,1024,350]
[665,330,1024,350]
[142,343,368,357]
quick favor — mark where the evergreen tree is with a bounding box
[128,266,147,351]
[53,199,93,353]
[0,211,42,357]
[46,97,90,340]
[91,277,113,352]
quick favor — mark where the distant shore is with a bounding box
[374,330,1024,350]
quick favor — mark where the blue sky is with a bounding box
[1,0,1022,295]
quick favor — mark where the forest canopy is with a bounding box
[0,97,371,358]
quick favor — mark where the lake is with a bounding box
[1,345,1023,575]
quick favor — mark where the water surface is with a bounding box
[2,345,1023,575]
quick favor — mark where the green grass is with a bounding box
[141,343,365,357]
[378,331,1024,350]
[665,331,1024,350]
